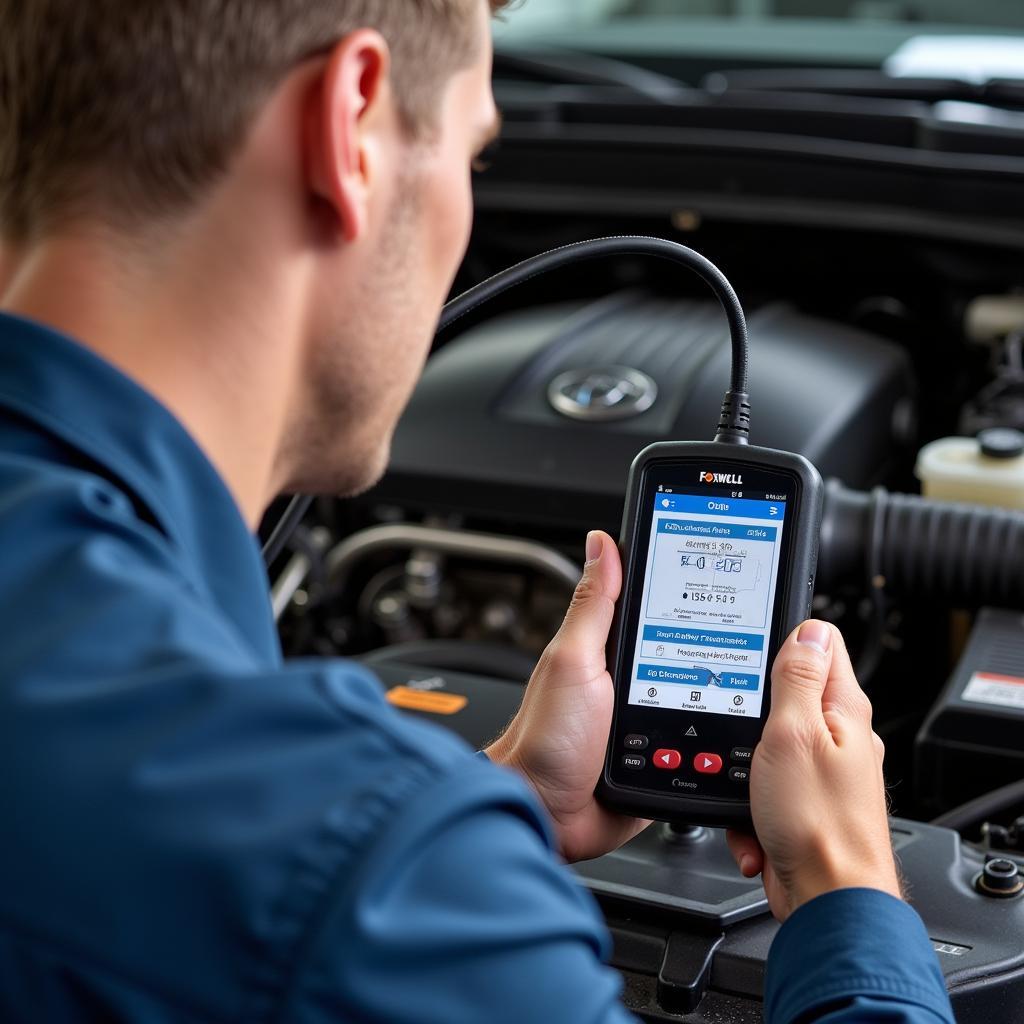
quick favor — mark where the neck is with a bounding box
[0,224,303,529]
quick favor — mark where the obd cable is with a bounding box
[264,235,751,564]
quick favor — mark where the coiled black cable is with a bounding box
[262,494,315,565]
[265,236,751,565]
[438,236,749,399]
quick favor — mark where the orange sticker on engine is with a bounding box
[386,686,468,715]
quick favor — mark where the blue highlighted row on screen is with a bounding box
[642,625,764,650]
[656,519,777,542]
[637,664,761,690]
[651,494,785,521]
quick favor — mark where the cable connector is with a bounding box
[714,390,751,445]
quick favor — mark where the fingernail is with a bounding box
[797,620,832,654]
[585,531,602,564]
[740,855,755,876]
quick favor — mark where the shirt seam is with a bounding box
[771,975,952,1024]
[243,675,545,1022]
[0,315,249,565]
[0,393,268,650]
[0,388,181,548]
[242,751,452,1023]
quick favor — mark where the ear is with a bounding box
[305,29,393,244]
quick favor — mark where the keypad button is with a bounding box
[622,754,646,770]
[693,752,723,774]
[729,766,750,784]
[652,749,682,771]
[624,734,649,751]
[730,747,754,764]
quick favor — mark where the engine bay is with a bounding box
[268,52,1024,1024]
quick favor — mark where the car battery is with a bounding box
[917,607,1024,814]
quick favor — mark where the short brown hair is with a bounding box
[0,0,508,243]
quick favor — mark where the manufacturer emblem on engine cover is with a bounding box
[547,366,658,422]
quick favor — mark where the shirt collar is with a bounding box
[0,311,281,665]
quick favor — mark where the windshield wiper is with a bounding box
[494,47,691,104]
[705,68,1024,109]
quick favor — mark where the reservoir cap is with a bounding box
[979,428,1024,460]
[975,857,1024,898]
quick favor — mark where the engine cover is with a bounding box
[372,291,913,531]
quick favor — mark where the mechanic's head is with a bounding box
[0,1,505,513]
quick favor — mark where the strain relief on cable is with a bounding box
[714,390,751,445]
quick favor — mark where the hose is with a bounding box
[818,480,1024,608]
[932,777,1024,833]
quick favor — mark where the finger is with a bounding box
[549,531,622,672]
[819,623,873,725]
[768,620,834,720]
[727,830,765,877]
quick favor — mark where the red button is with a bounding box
[693,752,723,774]
[652,748,682,770]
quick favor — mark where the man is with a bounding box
[0,2,954,1021]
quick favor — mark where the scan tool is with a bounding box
[598,440,821,828]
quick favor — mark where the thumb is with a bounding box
[818,622,874,727]
[548,532,622,675]
[769,619,833,722]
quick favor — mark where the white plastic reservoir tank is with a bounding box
[916,429,1024,510]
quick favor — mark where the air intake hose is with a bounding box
[819,480,1024,608]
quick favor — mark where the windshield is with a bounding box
[496,2,1024,70]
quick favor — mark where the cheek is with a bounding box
[425,160,474,289]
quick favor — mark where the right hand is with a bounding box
[727,619,901,921]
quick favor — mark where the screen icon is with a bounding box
[647,687,658,698]
[685,725,698,737]
[690,690,702,702]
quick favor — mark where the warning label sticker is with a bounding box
[962,672,1024,711]
[386,686,468,716]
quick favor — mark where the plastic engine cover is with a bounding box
[370,291,913,530]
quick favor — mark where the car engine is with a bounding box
[268,33,1024,1022]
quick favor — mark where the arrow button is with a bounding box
[693,752,723,774]
[652,748,682,771]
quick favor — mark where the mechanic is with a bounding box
[0,2,955,1022]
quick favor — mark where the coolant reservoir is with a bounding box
[916,429,1024,509]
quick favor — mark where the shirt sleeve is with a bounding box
[0,467,639,1023]
[765,888,956,1024]
[285,760,639,1024]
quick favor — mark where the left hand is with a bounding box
[724,620,899,920]
[485,531,651,862]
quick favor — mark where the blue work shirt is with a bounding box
[0,310,954,1023]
